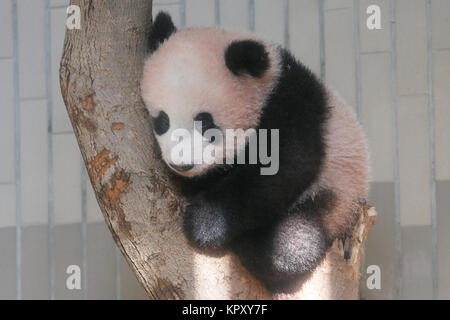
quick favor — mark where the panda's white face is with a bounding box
[141,27,280,177]
[148,108,228,177]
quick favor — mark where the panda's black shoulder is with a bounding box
[258,47,329,142]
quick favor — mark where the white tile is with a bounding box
[20,99,48,226]
[0,185,16,228]
[361,52,393,182]
[120,254,148,299]
[220,0,249,33]
[401,226,433,298]
[54,224,82,299]
[396,0,427,96]
[431,0,450,50]
[0,60,15,184]
[50,0,69,7]
[53,133,81,224]
[51,7,72,134]
[86,223,116,299]
[0,228,16,298]
[153,4,182,29]
[18,0,46,99]
[289,0,320,75]
[324,0,352,10]
[437,181,450,299]
[185,0,215,27]
[398,95,431,226]
[0,0,13,58]
[255,0,284,44]
[87,179,103,223]
[360,0,390,53]
[22,225,50,299]
[435,50,450,181]
[324,7,357,110]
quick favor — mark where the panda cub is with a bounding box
[141,12,369,291]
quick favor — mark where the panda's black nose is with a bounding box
[169,163,194,172]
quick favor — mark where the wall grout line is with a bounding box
[51,4,69,10]
[389,0,402,299]
[44,0,55,300]
[283,0,290,50]
[52,131,74,136]
[81,162,88,299]
[214,0,220,26]
[179,0,186,28]
[319,0,326,82]
[248,0,255,32]
[324,7,349,13]
[354,0,362,121]
[435,47,450,52]
[398,92,429,98]
[20,96,47,102]
[361,50,391,55]
[426,0,438,300]
[153,2,179,6]
[11,0,21,300]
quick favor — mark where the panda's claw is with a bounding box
[342,237,352,261]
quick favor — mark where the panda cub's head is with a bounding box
[141,12,280,177]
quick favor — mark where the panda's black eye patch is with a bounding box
[194,112,217,137]
[152,111,170,135]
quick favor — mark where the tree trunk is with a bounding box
[60,0,376,300]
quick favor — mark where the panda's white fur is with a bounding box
[141,12,370,292]
[142,27,281,176]
[301,91,369,240]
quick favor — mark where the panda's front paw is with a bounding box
[183,198,229,248]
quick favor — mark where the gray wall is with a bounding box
[0,0,449,299]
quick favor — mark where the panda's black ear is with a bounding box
[225,40,270,78]
[148,12,177,54]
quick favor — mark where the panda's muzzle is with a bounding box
[169,163,194,172]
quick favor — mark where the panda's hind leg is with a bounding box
[230,214,328,292]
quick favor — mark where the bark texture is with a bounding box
[60,0,376,299]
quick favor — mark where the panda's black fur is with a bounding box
[181,47,330,291]
[144,12,362,293]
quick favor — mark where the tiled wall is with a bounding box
[0,0,449,299]
[0,0,147,299]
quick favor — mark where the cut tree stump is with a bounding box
[60,0,376,299]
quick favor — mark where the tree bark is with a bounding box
[60,0,376,300]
